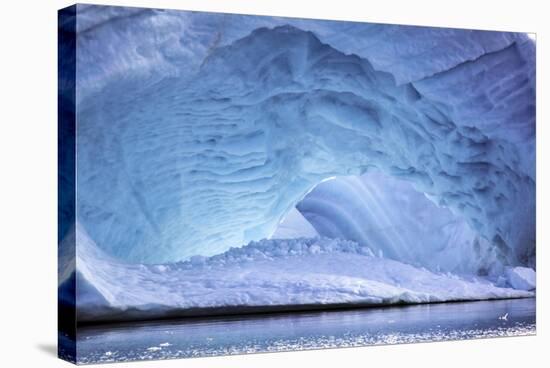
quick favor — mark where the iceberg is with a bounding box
[60,5,536,321]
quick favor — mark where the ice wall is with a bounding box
[75,6,535,269]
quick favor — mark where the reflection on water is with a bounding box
[73,298,535,364]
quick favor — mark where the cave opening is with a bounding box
[271,169,500,277]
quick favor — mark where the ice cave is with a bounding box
[59,5,536,322]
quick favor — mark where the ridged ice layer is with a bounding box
[75,7,535,269]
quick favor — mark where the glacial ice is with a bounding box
[61,5,536,318]
[75,8,535,270]
[64,225,533,322]
[505,267,536,291]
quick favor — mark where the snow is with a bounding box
[74,12,535,269]
[65,225,533,322]
[505,267,536,291]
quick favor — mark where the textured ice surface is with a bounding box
[63,225,533,322]
[74,8,535,270]
[73,5,527,101]
[55,4,539,325]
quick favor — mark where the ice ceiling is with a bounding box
[71,5,535,275]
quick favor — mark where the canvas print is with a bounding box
[58,4,536,364]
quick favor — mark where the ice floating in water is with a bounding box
[58,6,536,321]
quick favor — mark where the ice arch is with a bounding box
[283,171,500,275]
[75,22,535,268]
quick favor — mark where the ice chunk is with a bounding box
[505,267,536,291]
[271,208,319,239]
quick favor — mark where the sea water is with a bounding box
[72,298,535,364]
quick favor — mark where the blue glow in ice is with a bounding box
[75,9,534,272]
[60,7,536,320]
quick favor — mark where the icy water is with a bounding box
[74,298,535,364]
